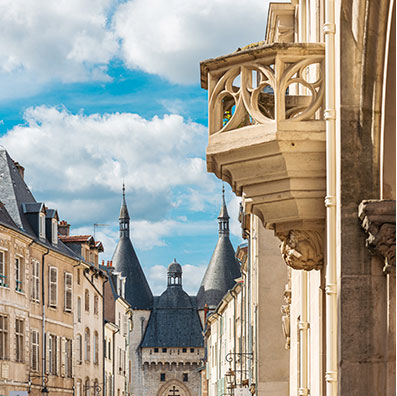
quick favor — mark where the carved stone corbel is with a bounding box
[278,230,324,271]
[358,200,396,269]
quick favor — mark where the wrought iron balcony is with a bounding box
[201,43,326,244]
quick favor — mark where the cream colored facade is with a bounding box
[200,1,395,395]
[0,225,75,396]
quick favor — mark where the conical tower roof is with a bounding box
[112,188,153,309]
[196,189,241,309]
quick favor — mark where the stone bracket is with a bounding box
[278,230,324,271]
[358,200,396,269]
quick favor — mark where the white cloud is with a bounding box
[112,0,270,84]
[0,105,218,225]
[228,195,242,238]
[0,0,118,97]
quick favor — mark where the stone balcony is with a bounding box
[201,43,326,236]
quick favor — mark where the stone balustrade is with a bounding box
[201,43,327,270]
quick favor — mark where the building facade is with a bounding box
[0,148,77,396]
[200,1,395,396]
[111,188,240,396]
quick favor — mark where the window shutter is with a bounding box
[61,337,66,377]
[45,333,50,374]
[65,273,72,311]
[49,267,57,307]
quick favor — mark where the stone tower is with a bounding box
[196,187,241,323]
[111,185,153,395]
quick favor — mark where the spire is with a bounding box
[218,185,230,236]
[196,187,241,309]
[112,186,153,309]
[119,184,130,238]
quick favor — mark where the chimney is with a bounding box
[13,161,25,180]
[110,260,113,267]
[204,303,209,319]
[58,220,70,236]
[102,260,105,266]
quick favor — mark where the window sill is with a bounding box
[15,290,25,296]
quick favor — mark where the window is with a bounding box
[190,348,194,353]
[108,339,111,360]
[65,339,72,377]
[39,213,45,238]
[15,257,23,292]
[32,260,39,302]
[48,334,57,374]
[77,268,81,285]
[122,314,127,336]
[160,373,166,382]
[84,328,90,362]
[0,315,8,360]
[0,251,8,287]
[118,347,123,374]
[104,338,107,359]
[85,378,90,396]
[76,380,82,396]
[31,329,39,371]
[154,347,159,353]
[52,219,58,245]
[93,331,98,364]
[85,289,90,312]
[77,297,82,322]
[64,273,72,312]
[15,318,24,362]
[94,295,98,316]
[108,374,112,396]
[162,348,167,353]
[49,267,58,307]
[182,348,187,353]
[183,373,188,382]
[77,334,82,364]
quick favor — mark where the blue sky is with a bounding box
[0,0,271,294]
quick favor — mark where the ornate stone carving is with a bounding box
[278,230,324,271]
[358,200,396,269]
[281,269,292,349]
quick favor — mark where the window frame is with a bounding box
[49,266,58,308]
[32,259,40,302]
[0,314,8,360]
[15,256,23,292]
[15,318,24,363]
[64,272,72,312]
[31,329,40,371]
[0,250,8,288]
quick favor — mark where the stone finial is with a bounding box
[278,230,324,271]
[358,200,396,269]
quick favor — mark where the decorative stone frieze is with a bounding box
[201,43,326,232]
[358,200,396,269]
[278,230,324,270]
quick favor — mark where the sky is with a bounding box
[0,0,271,295]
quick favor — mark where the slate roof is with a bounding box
[140,286,203,348]
[196,195,241,309]
[112,193,153,310]
[0,147,80,260]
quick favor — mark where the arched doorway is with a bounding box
[156,379,191,396]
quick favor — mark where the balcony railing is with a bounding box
[201,43,325,136]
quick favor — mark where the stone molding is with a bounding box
[278,230,324,270]
[358,200,396,268]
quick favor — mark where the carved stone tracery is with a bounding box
[358,200,396,269]
[278,230,324,271]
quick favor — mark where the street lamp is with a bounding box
[28,373,49,394]
[225,367,236,388]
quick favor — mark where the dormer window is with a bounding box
[52,219,58,245]
[39,213,45,238]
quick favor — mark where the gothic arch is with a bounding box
[156,379,191,396]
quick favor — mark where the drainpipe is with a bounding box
[102,276,109,396]
[42,248,50,391]
[324,0,338,395]
[298,271,309,396]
